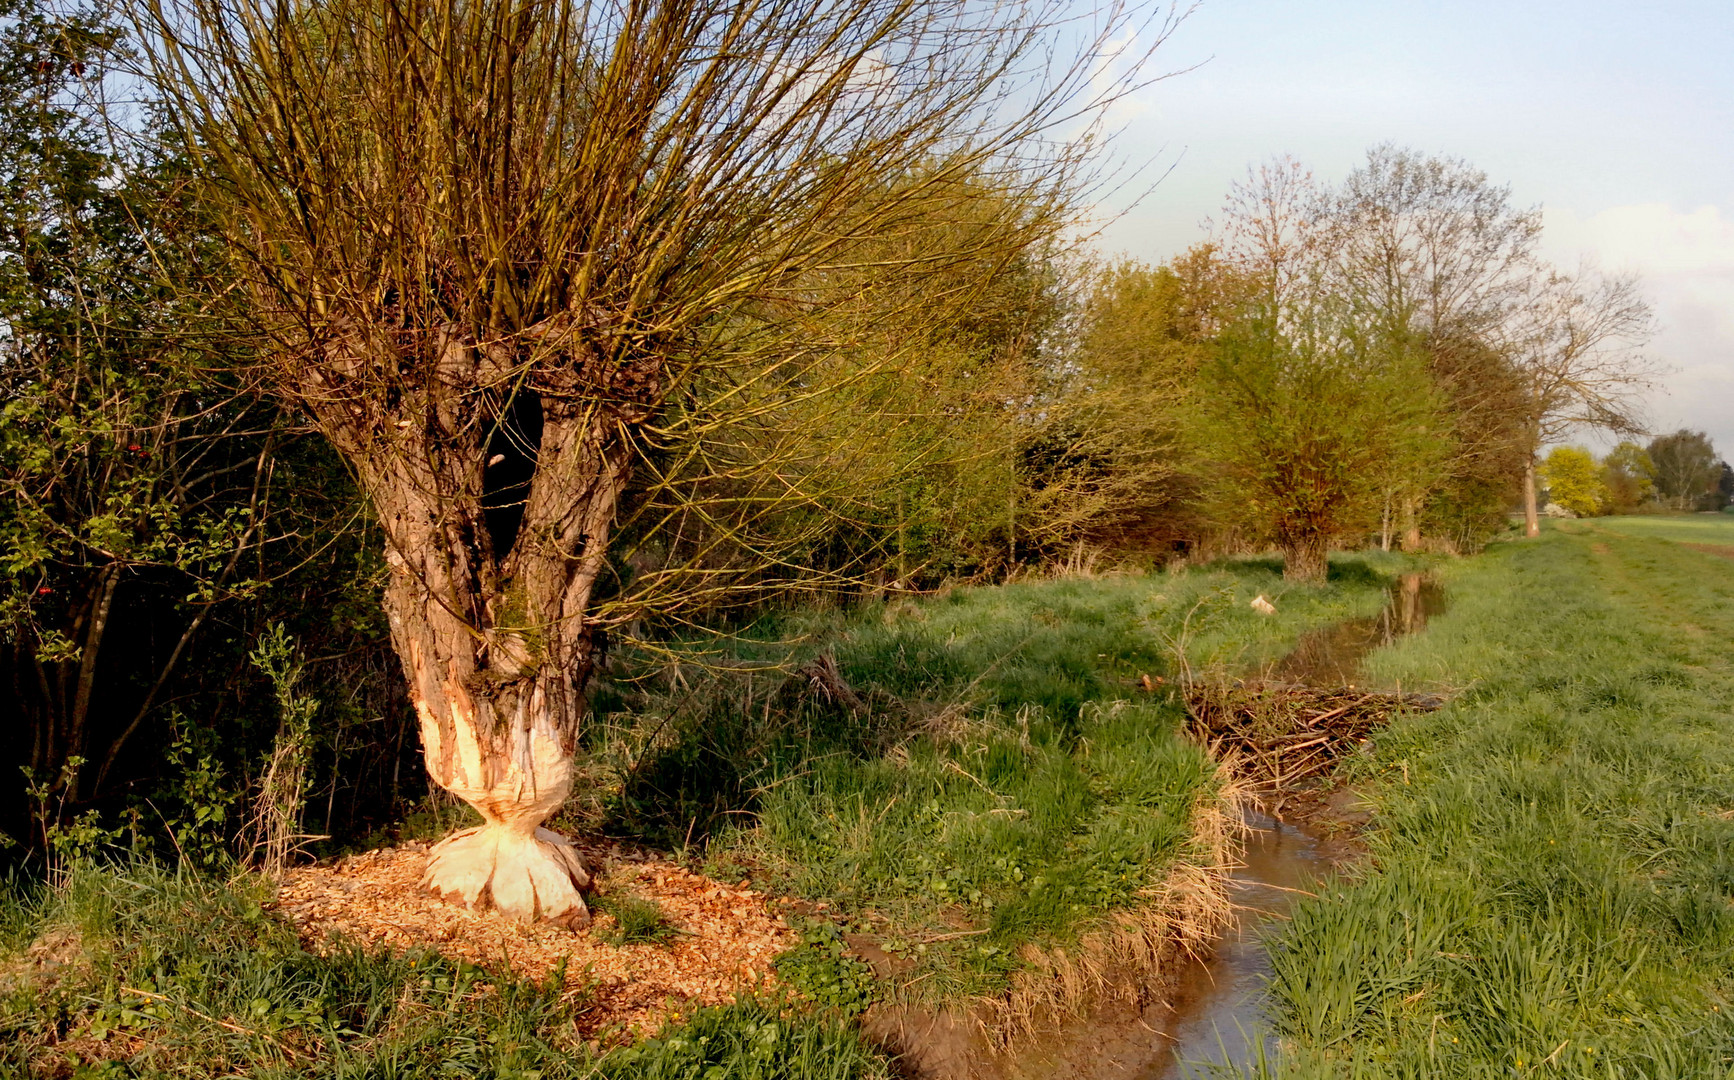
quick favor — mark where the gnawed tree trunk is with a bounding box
[309,322,655,922]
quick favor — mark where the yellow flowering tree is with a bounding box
[1539,446,1606,517]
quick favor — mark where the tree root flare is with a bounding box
[421,824,594,924]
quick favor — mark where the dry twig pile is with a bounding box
[1183,680,1446,789]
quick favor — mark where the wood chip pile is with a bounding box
[1184,680,1446,789]
[271,841,794,1039]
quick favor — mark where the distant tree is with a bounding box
[1198,156,1532,579]
[1508,270,1657,536]
[1193,158,1433,582]
[1315,146,1539,549]
[1413,331,1530,549]
[1600,441,1656,514]
[1538,446,1605,517]
[1648,430,1721,511]
[1027,246,1235,557]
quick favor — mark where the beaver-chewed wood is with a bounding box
[1183,680,1446,789]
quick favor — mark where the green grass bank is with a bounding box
[1586,513,1734,548]
[3,553,1421,1078]
[610,555,1413,1018]
[1253,524,1734,1078]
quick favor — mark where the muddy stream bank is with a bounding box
[879,573,1445,1079]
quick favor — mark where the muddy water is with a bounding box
[1141,572,1447,1078]
[1144,813,1335,1078]
[1270,572,1447,687]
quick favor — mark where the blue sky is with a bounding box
[1091,0,1734,453]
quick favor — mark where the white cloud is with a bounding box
[1542,202,1734,453]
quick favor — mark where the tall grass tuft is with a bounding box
[1249,528,1734,1076]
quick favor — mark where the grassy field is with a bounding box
[612,555,1414,1008]
[1252,525,1734,1078]
[0,553,1422,1078]
[1586,512,1734,548]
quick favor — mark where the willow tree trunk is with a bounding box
[1523,455,1540,538]
[385,558,596,923]
[311,324,654,923]
[1280,530,1328,583]
[1400,496,1421,552]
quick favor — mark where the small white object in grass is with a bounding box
[1250,594,1276,615]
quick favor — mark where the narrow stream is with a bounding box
[889,574,1447,1080]
[1145,813,1334,1078]
[1269,572,1447,687]
[1148,571,1448,1078]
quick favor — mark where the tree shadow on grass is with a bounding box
[1202,553,1397,588]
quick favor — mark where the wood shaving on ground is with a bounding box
[270,841,794,1039]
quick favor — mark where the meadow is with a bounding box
[1,554,1416,1078]
[19,530,1734,1079]
[1585,512,1734,548]
[1250,523,1734,1078]
[599,555,1414,1011]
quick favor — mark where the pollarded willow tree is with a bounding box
[1316,146,1540,550]
[137,0,1174,921]
[1198,158,1427,582]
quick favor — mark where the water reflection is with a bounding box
[1271,573,1446,687]
[1145,572,1447,1077]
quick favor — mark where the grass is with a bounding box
[1239,525,1734,1078]
[1,550,1433,1075]
[595,553,1421,1010]
[1588,512,1734,548]
[0,862,889,1079]
[590,891,678,947]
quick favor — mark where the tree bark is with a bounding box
[1280,531,1328,583]
[308,324,653,923]
[1400,496,1421,552]
[1523,454,1540,538]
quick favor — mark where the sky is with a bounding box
[1089,0,1734,454]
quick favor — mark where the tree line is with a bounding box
[0,0,1656,881]
[1539,431,1731,518]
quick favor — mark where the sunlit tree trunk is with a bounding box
[318,332,647,923]
[1523,454,1540,538]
